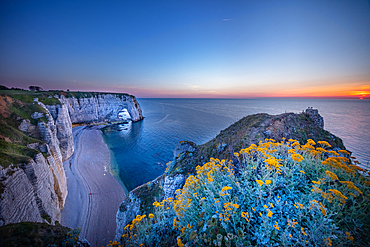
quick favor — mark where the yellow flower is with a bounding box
[273,221,279,230]
[173,217,178,229]
[149,214,154,218]
[325,237,332,246]
[291,153,304,162]
[265,180,271,185]
[316,147,327,153]
[346,232,354,242]
[300,170,305,174]
[177,238,184,247]
[267,209,273,217]
[329,189,348,203]
[220,186,233,196]
[241,211,249,222]
[339,181,363,195]
[339,150,350,155]
[317,141,331,148]
[301,227,307,236]
[328,150,339,156]
[256,180,264,186]
[307,139,316,145]
[325,170,338,180]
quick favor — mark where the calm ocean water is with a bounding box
[102,98,370,191]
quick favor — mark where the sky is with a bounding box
[0,0,370,98]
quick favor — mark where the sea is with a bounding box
[101,98,370,191]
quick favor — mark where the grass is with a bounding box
[0,139,40,168]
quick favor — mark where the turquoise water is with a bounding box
[102,98,370,191]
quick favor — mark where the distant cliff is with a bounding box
[0,89,143,226]
[115,108,346,241]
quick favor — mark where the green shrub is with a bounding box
[120,139,370,246]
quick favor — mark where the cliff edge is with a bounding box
[0,89,143,227]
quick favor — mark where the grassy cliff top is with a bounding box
[0,87,137,168]
[166,111,345,177]
[0,87,135,106]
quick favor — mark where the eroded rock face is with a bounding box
[37,106,68,208]
[59,94,144,123]
[46,103,74,161]
[163,175,185,199]
[115,193,141,241]
[0,154,60,226]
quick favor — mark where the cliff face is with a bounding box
[0,91,143,226]
[59,94,143,123]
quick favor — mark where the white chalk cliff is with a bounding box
[0,93,143,226]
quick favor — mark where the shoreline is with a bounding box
[61,125,126,247]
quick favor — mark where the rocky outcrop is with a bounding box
[59,94,143,123]
[18,119,36,133]
[173,141,196,158]
[305,107,324,129]
[163,175,185,200]
[115,193,141,240]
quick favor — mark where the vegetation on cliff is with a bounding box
[120,110,346,217]
[114,110,369,246]
[120,139,370,246]
[0,222,84,247]
[0,95,47,168]
[0,86,135,105]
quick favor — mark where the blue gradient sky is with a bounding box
[1,0,370,98]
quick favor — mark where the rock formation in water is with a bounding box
[0,90,143,226]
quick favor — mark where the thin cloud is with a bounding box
[223,18,234,21]
[188,85,200,91]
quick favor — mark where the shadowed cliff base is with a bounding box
[61,126,126,247]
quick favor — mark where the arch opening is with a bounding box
[118,108,132,120]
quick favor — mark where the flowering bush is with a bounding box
[120,139,370,246]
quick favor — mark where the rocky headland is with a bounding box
[115,108,349,243]
[0,89,143,230]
